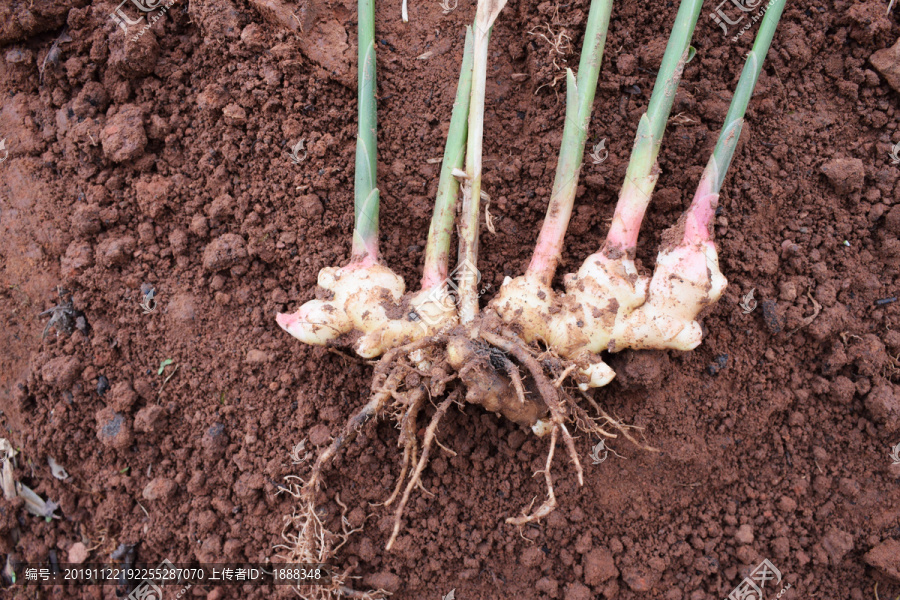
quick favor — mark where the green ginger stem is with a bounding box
[350,0,379,264]
[683,0,786,245]
[457,0,507,323]
[525,0,615,286]
[421,27,475,289]
[603,0,703,255]
[710,0,787,194]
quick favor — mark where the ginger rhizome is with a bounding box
[276,0,787,593]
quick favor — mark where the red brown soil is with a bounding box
[2,0,900,598]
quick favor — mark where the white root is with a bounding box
[506,425,558,526]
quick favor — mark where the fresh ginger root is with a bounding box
[490,251,648,389]
[490,195,727,389]
[275,259,459,358]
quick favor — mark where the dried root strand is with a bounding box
[497,353,528,405]
[371,338,436,392]
[386,390,459,551]
[274,364,410,599]
[382,386,426,507]
[552,363,577,388]
[506,425,558,526]
[480,330,584,486]
[307,369,402,497]
[578,390,660,453]
[299,341,424,515]
[276,497,375,600]
[568,393,618,440]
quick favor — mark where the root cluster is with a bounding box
[278,312,646,597]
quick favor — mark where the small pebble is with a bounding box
[96,375,110,396]
[68,542,89,564]
[735,524,754,545]
[142,477,177,502]
[707,354,728,376]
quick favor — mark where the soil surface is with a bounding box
[2,0,900,598]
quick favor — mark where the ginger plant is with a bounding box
[491,0,706,388]
[493,0,787,394]
[275,0,479,592]
[276,0,786,591]
[275,0,466,359]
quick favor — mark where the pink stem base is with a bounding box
[420,264,446,291]
[526,214,571,286]
[602,185,650,257]
[682,174,717,246]
[350,238,379,268]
